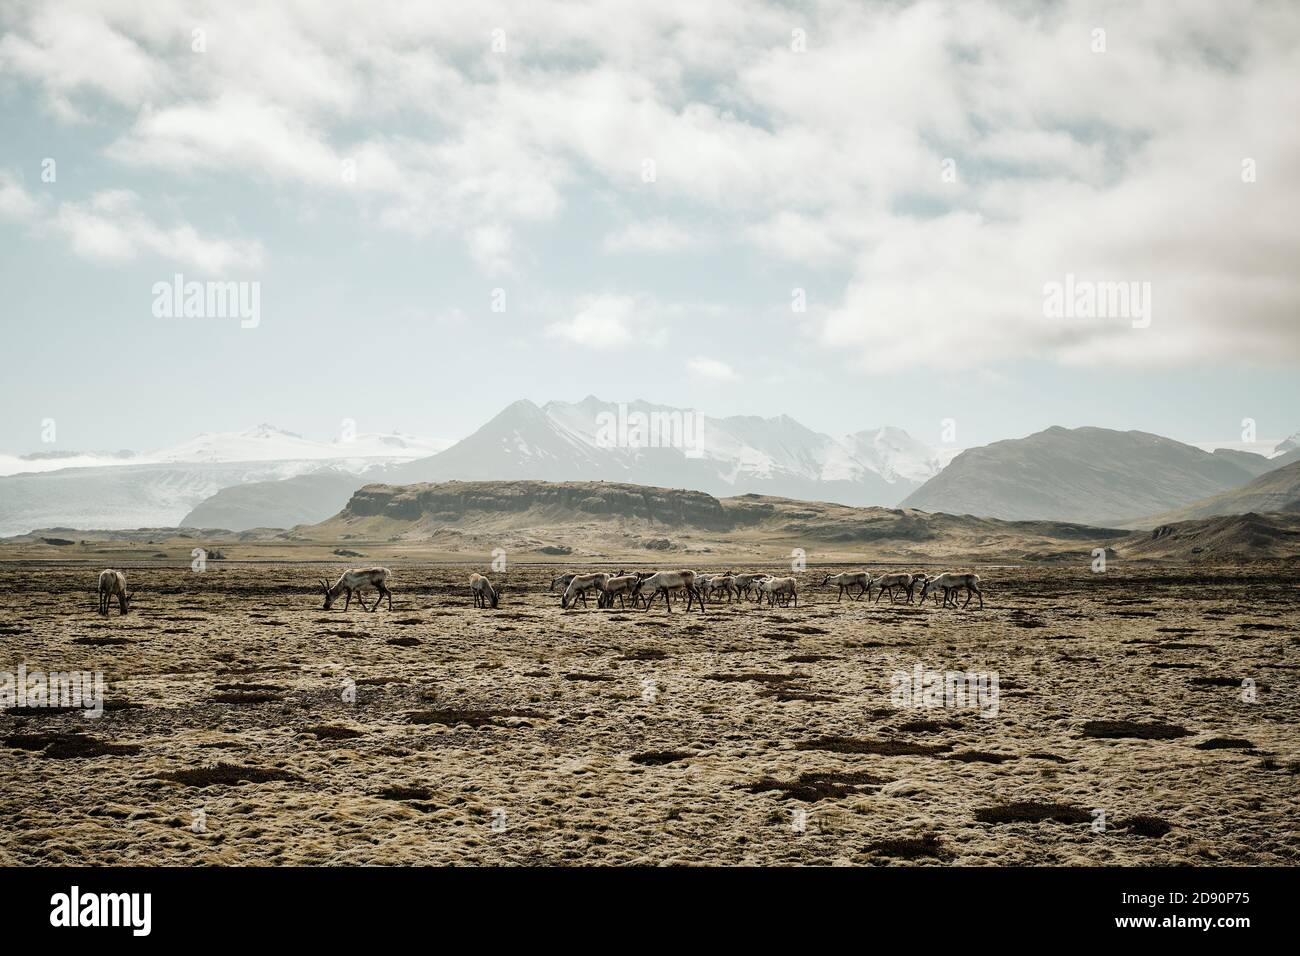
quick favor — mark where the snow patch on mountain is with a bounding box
[151,424,451,464]
[384,396,950,501]
[1193,429,1300,459]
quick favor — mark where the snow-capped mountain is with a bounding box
[150,424,452,464]
[0,425,453,535]
[389,397,946,507]
[1274,432,1300,456]
[842,426,958,485]
[0,402,948,534]
[0,449,141,478]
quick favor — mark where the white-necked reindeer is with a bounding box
[561,572,609,610]
[320,567,393,612]
[820,571,870,602]
[97,569,130,616]
[470,572,501,609]
[919,572,984,609]
[600,574,641,609]
[549,572,577,594]
[635,570,704,614]
[759,575,798,607]
[873,572,914,603]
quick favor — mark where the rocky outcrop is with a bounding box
[342,480,732,529]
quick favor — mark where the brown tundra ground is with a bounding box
[0,562,1296,866]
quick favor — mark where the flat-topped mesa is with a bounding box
[341,479,733,529]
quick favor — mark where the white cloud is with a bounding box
[56,190,264,272]
[688,358,738,382]
[546,294,650,350]
[0,170,39,221]
[0,169,263,272]
[467,224,515,277]
[603,218,703,253]
[0,4,168,119]
[1,0,1297,367]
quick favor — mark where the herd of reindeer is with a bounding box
[93,566,985,616]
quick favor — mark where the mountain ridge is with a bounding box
[901,425,1291,526]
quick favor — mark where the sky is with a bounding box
[1,0,1297,456]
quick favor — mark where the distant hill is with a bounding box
[181,469,363,530]
[1117,512,1300,562]
[1209,447,1276,478]
[1134,460,1300,527]
[9,478,1295,564]
[306,479,1127,562]
[901,426,1269,526]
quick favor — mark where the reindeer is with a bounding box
[635,570,704,614]
[600,574,641,609]
[320,567,393,611]
[910,573,947,605]
[561,572,609,610]
[706,573,738,603]
[97,569,130,616]
[732,572,770,602]
[919,572,984,609]
[470,572,501,609]
[820,571,870,602]
[873,572,914,603]
[758,575,798,607]
[549,572,578,594]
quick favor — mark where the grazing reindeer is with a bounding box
[758,575,798,607]
[629,571,654,608]
[732,572,770,602]
[873,572,914,603]
[470,573,501,609]
[321,567,393,611]
[561,572,609,610]
[635,570,704,614]
[820,571,870,602]
[549,572,578,594]
[97,569,130,616]
[920,572,984,609]
[912,573,949,605]
[600,574,641,609]
[706,573,738,603]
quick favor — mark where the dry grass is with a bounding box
[0,560,1296,865]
